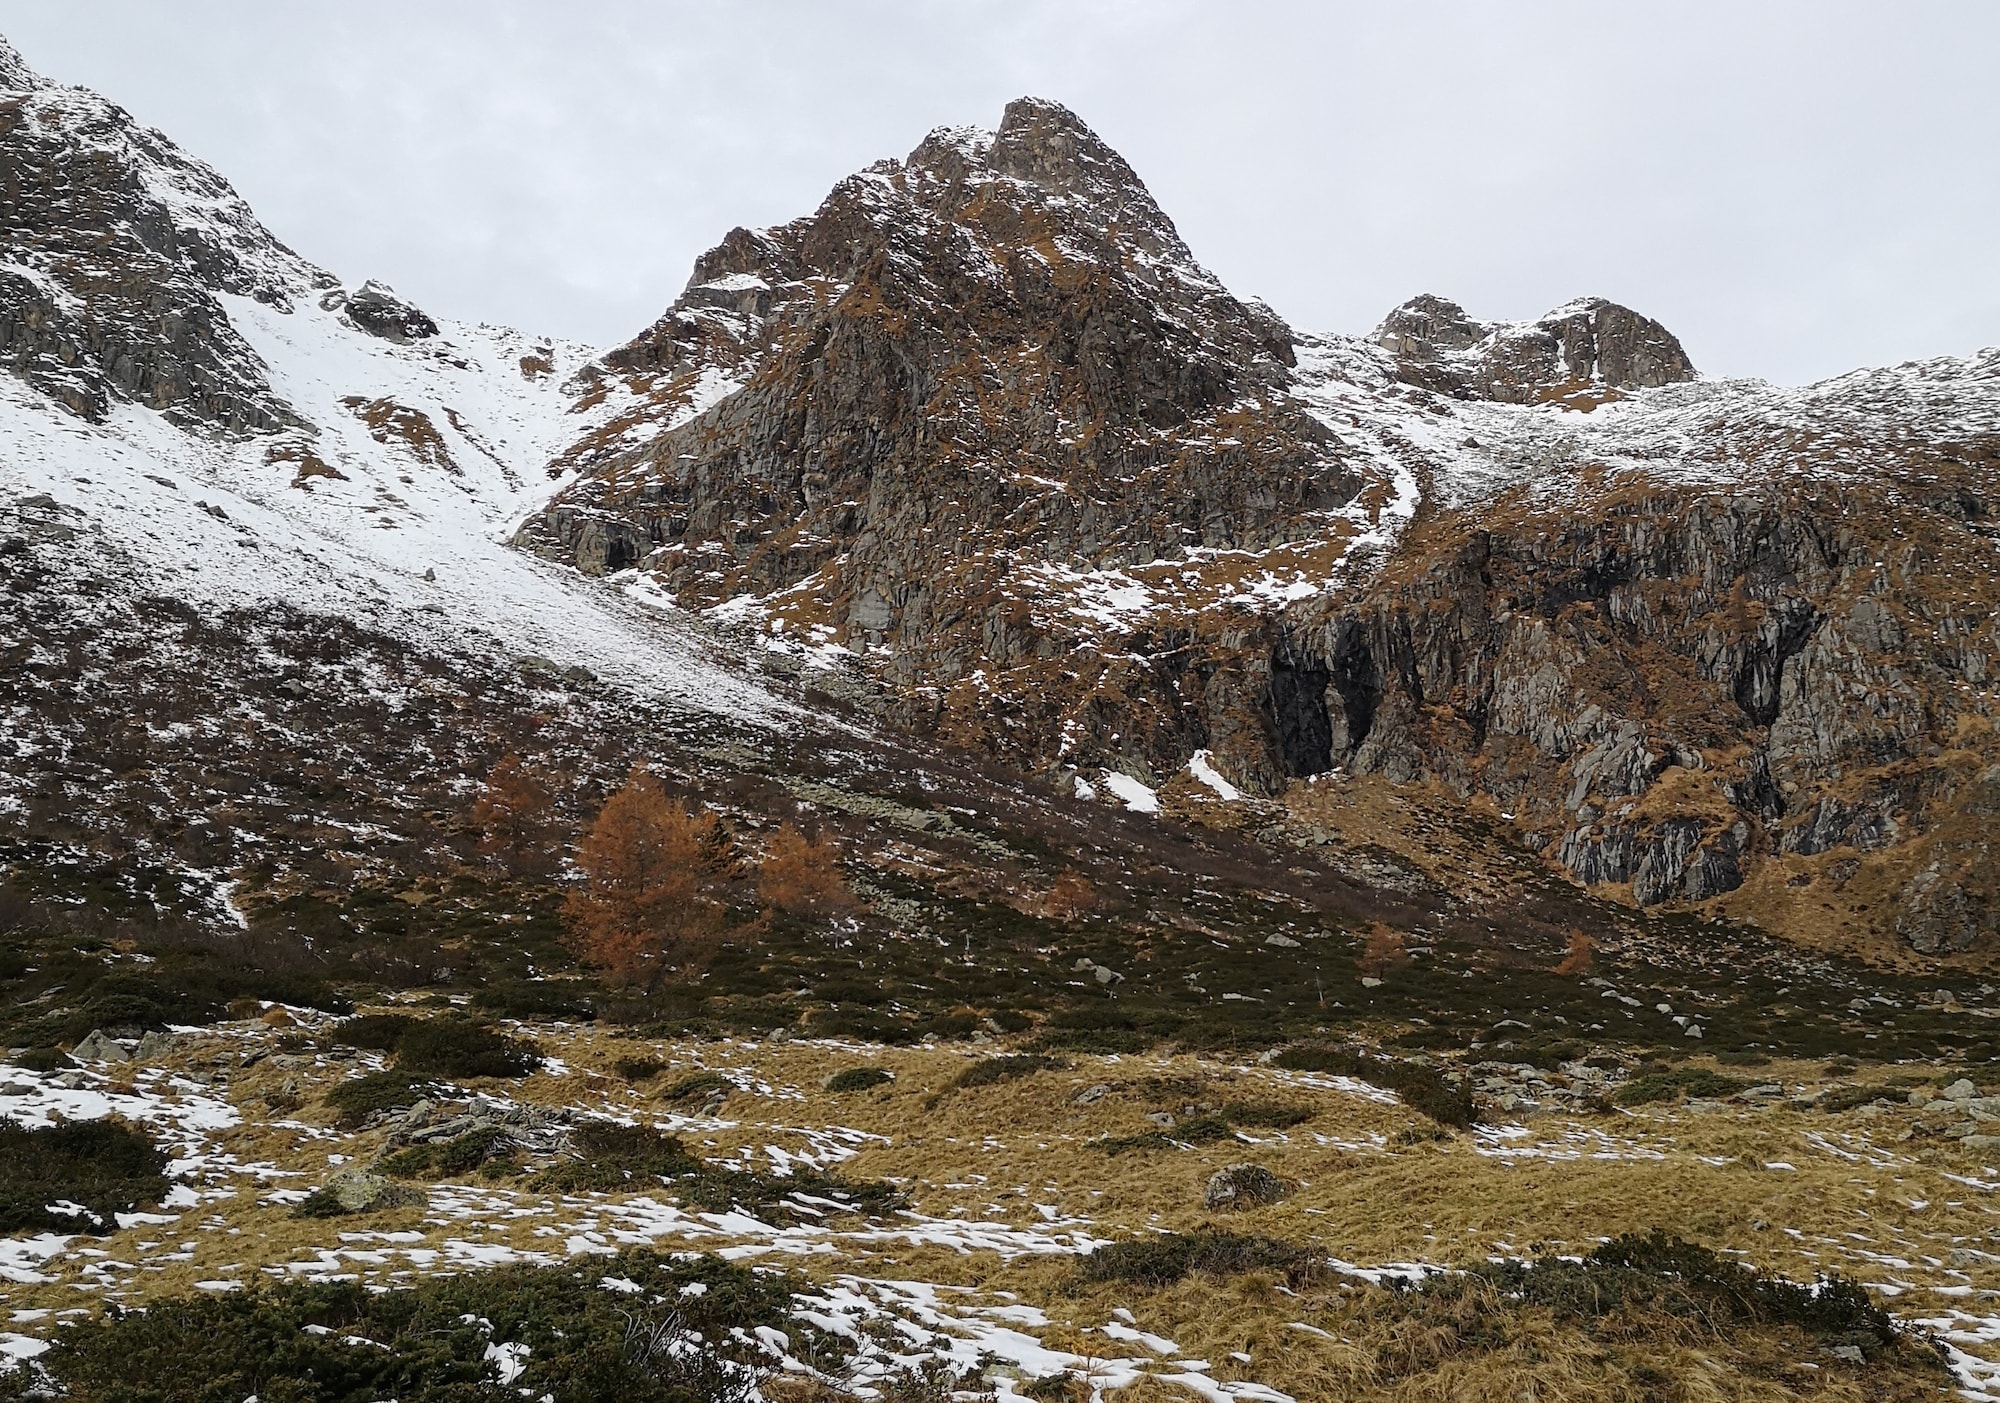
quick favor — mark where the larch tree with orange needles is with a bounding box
[1556,928,1596,976]
[1043,869,1099,924]
[472,753,559,878]
[564,768,735,992]
[758,821,852,919]
[1359,923,1410,980]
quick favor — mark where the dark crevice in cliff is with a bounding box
[1734,598,1820,727]
[1269,651,1333,777]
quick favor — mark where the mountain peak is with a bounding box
[1374,292,1696,403]
[0,33,46,91]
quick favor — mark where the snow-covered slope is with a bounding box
[0,34,782,722]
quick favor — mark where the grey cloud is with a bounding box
[2,0,1995,383]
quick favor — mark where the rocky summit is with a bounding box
[516,95,2000,959]
[3,29,2000,1402]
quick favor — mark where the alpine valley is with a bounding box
[2,30,1999,1403]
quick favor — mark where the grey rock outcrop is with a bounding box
[0,38,320,428]
[519,97,1353,646]
[341,280,438,342]
[1203,1162,1291,1211]
[1372,294,1697,403]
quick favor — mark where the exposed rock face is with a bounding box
[341,279,438,342]
[518,98,1354,650]
[1266,400,2000,941]
[1374,294,1696,404]
[0,39,321,429]
[512,94,1999,956]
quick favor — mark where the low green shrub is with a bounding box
[1273,1044,1477,1129]
[529,1121,905,1223]
[10,1047,69,1074]
[327,1014,539,1080]
[323,1072,429,1129]
[379,1127,510,1180]
[2,1249,814,1402]
[949,1054,1066,1091]
[0,1117,169,1234]
[394,1019,539,1079]
[1077,1231,1317,1288]
[1025,1026,1158,1055]
[659,1070,732,1105]
[1463,1230,1897,1349]
[1615,1068,1747,1106]
[331,1013,419,1052]
[673,1165,908,1223]
[824,1066,893,1093]
[532,1121,699,1193]
[1097,1116,1235,1156]
[1221,1100,1315,1129]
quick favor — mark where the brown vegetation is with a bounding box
[758,821,852,919]
[471,753,561,878]
[563,769,735,991]
[1043,869,1099,923]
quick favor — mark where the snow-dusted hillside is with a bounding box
[0,34,783,722]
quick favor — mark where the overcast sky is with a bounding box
[4,2,1995,384]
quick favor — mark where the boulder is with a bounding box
[69,1029,132,1063]
[318,1169,425,1214]
[342,280,438,342]
[1204,1163,1291,1212]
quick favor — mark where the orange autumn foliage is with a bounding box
[471,753,558,877]
[1360,923,1410,979]
[564,769,733,991]
[758,822,852,918]
[1556,928,1596,976]
[1043,869,1099,923]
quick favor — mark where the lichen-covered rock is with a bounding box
[1204,1162,1290,1211]
[313,1168,425,1215]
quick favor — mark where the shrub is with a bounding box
[291,1186,359,1219]
[324,1072,428,1129]
[328,1015,539,1080]
[949,1054,1066,1091]
[1615,1068,1747,1107]
[1026,1026,1157,1055]
[824,1067,893,1093]
[1077,1232,1317,1288]
[1464,1230,1897,1347]
[1274,1044,1477,1129]
[1221,1100,1315,1129]
[660,1069,733,1106]
[1098,1117,1235,1156]
[379,1127,509,1180]
[613,1056,667,1082]
[6,1249,814,1402]
[0,1117,169,1235]
[532,1120,699,1193]
[673,1165,907,1223]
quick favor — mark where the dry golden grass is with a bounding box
[1,1020,1979,1399]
